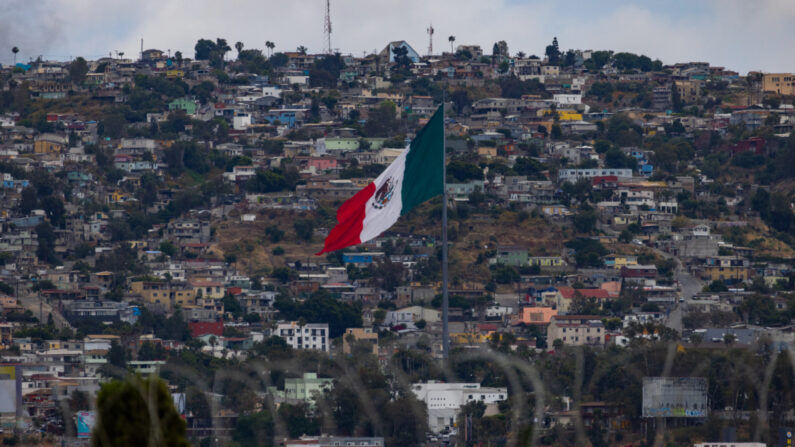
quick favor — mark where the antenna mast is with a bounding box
[324,0,332,54]
[426,24,434,56]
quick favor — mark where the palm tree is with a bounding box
[448,35,455,54]
[297,45,307,55]
[235,41,244,57]
[174,51,183,67]
[12,46,19,64]
[517,51,526,59]
[265,41,275,57]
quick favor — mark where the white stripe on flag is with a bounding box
[359,147,408,243]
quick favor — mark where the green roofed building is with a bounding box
[169,97,198,116]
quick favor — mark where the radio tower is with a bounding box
[426,24,434,56]
[324,0,332,54]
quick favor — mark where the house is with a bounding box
[529,257,567,270]
[342,252,384,266]
[34,134,67,154]
[700,256,752,284]
[165,219,211,244]
[276,322,330,352]
[512,306,558,326]
[342,328,378,355]
[558,169,633,183]
[761,72,795,95]
[169,98,198,116]
[553,287,611,313]
[547,315,606,348]
[379,41,421,64]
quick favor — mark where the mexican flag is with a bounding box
[316,105,444,255]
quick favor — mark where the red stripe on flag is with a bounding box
[315,182,376,255]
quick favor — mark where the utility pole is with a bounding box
[442,97,449,359]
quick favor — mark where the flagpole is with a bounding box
[441,98,449,360]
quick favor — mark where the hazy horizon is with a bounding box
[1,0,794,74]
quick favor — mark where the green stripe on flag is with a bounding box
[400,105,444,215]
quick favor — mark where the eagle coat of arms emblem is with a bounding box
[372,178,395,209]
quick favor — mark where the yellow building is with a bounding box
[603,255,638,269]
[701,257,752,282]
[557,111,583,121]
[34,134,66,154]
[675,80,702,104]
[762,73,795,95]
[131,281,172,309]
[172,287,197,308]
[130,281,196,311]
[107,191,132,204]
[191,280,225,300]
[450,331,490,345]
[529,256,566,268]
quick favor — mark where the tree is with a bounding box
[265,41,275,57]
[92,376,190,447]
[107,340,126,368]
[448,35,455,53]
[174,51,183,67]
[35,221,59,264]
[12,46,19,64]
[233,411,274,447]
[297,45,308,55]
[19,186,38,214]
[41,195,66,227]
[492,40,508,60]
[234,41,244,57]
[69,389,91,412]
[671,83,683,112]
[68,57,89,85]
[293,218,315,241]
[550,124,562,140]
[704,280,728,292]
[545,37,561,65]
[309,53,345,88]
[573,210,597,234]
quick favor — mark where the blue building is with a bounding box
[380,41,421,63]
[342,252,385,266]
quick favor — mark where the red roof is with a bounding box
[189,321,223,337]
[557,287,610,300]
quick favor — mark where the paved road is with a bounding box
[18,293,71,329]
[649,247,703,334]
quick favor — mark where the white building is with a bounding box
[276,322,330,352]
[558,168,633,183]
[411,382,508,433]
[485,305,513,319]
[553,94,582,106]
[233,113,252,130]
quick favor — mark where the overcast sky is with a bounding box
[1,0,793,74]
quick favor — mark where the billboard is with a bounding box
[76,411,96,438]
[642,377,708,418]
[0,366,21,414]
